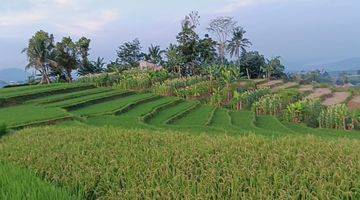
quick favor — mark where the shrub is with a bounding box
[284,99,323,127]
[0,123,7,136]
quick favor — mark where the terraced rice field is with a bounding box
[322,92,350,106]
[0,83,360,199]
[306,88,332,99]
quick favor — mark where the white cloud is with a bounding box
[217,0,286,14]
[56,10,120,36]
[0,1,121,37]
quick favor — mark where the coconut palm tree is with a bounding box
[22,31,55,84]
[146,45,165,65]
[227,27,252,59]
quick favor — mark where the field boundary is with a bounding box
[0,84,95,107]
[63,91,134,111]
[140,99,183,124]
[166,101,201,125]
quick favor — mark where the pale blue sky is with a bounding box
[0,0,359,70]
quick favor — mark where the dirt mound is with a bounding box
[322,92,350,106]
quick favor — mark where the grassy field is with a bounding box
[1,126,359,199]
[0,161,77,200]
[0,105,70,127]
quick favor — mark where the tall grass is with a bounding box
[0,161,77,200]
[1,126,360,199]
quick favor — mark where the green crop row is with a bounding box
[0,105,70,127]
[1,126,360,199]
[0,161,77,200]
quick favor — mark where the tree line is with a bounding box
[23,11,286,84]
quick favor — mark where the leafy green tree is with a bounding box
[227,27,251,59]
[76,37,92,76]
[116,39,143,69]
[176,11,200,75]
[54,37,78,82]
[22,30,55,84]
[165,44,183,75]
[145,45,165,65]
[263,57,285,79]
[197,34,217,65]
[239,51,266,79]
[79,57,105,75]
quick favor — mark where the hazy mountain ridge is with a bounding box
[0,68,29,82]
[308,57,360,72]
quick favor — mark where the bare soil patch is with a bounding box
[322,92,350,106]
[298,85,313,93]
[348,96,360,111]
[258,80,283,89]
[306,88,332,100]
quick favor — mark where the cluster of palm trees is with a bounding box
[23,30,104,84]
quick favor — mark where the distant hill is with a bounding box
[308,57,360,72]
[0,68,29,83]
[0,80,7,88]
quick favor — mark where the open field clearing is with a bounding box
[0,162,76,200]
[322,92,351,106]
[348,95,360,110]
[272,82,298,92]
[0,105,70,127]
[306,88,332,99]
[1,126,360,199]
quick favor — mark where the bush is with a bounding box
[0,123,7,136]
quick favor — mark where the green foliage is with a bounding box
[319,104,352,130]
[239,51,266,79]
[152,76,206,96]
[0,162,77,199]
[231,88,271,110]
[252,94,283,116]
[175,80,214,99]
[116,39,143,69]
[2,127,360,199]
[0,122,7,136]
[284,99,323,127]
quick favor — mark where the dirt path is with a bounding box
[306,88,332,100]
[348,96,360,111]
[322,92,350,106]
